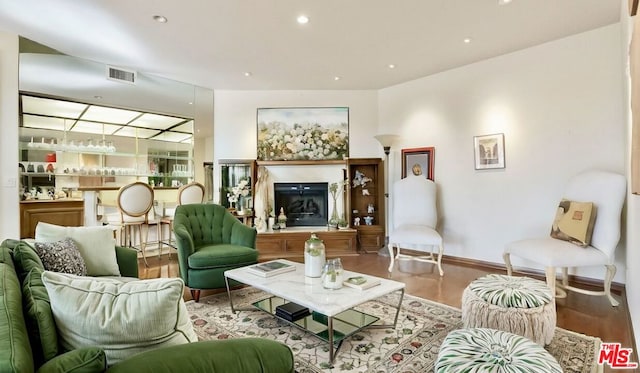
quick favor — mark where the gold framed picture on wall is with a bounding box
[401,147,434,180]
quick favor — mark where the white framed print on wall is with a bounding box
[473,133,505,170]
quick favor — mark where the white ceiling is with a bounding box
[0,0,622,91]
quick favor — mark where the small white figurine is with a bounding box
[362,189,370,196]
[354,217,361,226]
[352,170,372,188]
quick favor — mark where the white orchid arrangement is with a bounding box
[227,178,250,204]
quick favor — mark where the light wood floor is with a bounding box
[139,251,637,369]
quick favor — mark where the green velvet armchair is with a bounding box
[172,204,258,301]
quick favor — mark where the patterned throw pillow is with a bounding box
[550,199,596,247]
[34,238,87,276]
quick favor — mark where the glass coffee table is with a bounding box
[224,259,405,363]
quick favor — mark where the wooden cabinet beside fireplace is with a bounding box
[346,158,385,252]
[256,229,357,260]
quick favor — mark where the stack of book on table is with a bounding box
[275,302,310,322]
[343,275,381,290]
[246,260,295,277]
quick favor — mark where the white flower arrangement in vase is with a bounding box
[227,178,250,211]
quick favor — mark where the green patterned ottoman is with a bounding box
[461,274,555,345]
[436,328,562,372]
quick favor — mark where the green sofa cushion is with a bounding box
[12,241,44,280]
[0,262,34,373]
[105,338,294,373]
[0,246,14,268]
[22,267,59,367]
[37,347,106,373]
[188,244,258,269]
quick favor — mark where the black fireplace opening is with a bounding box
[274,182,328,227]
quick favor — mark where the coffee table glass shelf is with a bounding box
[224,259,405,363]
[253,296,380,343]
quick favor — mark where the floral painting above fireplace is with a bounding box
[257,107,349,161]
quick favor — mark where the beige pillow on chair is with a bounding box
[550,199,597,247]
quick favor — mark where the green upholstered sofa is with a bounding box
[0,239,293,373]
[173,204,258,302]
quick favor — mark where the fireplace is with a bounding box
[274,182,328,227]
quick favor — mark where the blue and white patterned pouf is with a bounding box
[435,328,562,373]
[461,274,556,345]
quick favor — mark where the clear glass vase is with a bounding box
[329,195,339,228]
[321,258,344,289]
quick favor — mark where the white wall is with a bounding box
[0,31,20,239]
[620,0,640,352]
[379,24,627,282]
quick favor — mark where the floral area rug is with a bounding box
[186,287,601,373]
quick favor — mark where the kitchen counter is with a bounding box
[19,198,84,238]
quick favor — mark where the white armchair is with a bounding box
[387,174,444,276]
[503,170,626,306]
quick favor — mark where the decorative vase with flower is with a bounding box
[328,180,347,228]
[321,258,344,289]
[227,178,250,212]
[304,233,326,278]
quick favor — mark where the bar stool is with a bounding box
[160,182,205,258]
[109,182,155,266]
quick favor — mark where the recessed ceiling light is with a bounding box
[244,72,252,77]
[388,64,396,69]
[153,15,168,23]
[94,95,102,99]
[297,15,309,24]
[463,38,472,44]
[334,76,341,81]
[498,0,513,5]
[188,102,193,105]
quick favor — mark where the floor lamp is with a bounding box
[374,134,399,257]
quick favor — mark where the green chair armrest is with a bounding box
[106,339,293,373]
[115,246,138,278]
[37,347,106,373]
[230,221,257,249]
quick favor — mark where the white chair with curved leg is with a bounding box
[387,174,444,276]
[503,170,626,306]
[159,182,205,258]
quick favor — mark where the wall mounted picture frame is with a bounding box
[256,107,349,161]
[401,147,434,180]
[473,133,505,170]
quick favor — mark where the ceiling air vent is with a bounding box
[106,65,137,84]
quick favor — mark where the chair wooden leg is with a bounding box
[191,289,201,302]
[387,243,395,272]
[604,264,619,307]
[503,252,513,276]
[156,223,162,259]
[545,266,557,300]
[436,244,444,277]
[138,225,148,267]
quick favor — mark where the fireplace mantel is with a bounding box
[257,160,346,166]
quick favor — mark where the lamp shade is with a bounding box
[374,134,399,148]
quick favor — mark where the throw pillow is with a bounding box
[550,199,597,247]
[41,271,198,366]
[12,241,45,280]
[35,222,120,276]
[34,238,87,276]
[22,267,60,366]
